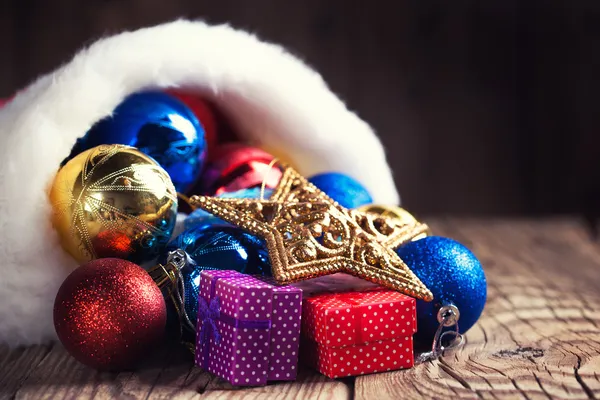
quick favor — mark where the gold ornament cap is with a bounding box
[358,204,429,240]
[49,144,178,264]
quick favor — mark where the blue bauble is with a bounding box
[220,187,274,200]
[396,236,487,343]
[164,225,272,323]
[184,188,274,231]
[67,91,207,192]
[309,173,373,208]
[183,211,225,232]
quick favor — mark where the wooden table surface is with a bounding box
[1,218,600,400]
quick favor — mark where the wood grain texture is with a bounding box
[355,218,600,399]
[1,218,599,399]
[0,342,350,400]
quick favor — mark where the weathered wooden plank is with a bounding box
[0,342,351,399]
[355,218,600,400]
[2,219,599,399]
[0,344,53,398]
[200,371,352,400]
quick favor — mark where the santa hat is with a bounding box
[0,20,399,346]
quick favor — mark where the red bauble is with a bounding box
[195,143,283,196]
[53,258,167,370]
[167,91,218,154]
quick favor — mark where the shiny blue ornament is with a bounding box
[183,211,225,232]
[163,225,272,324]
[309,173,372,208]
[220,187,274,200]
[67,91,207,192]
[184,188,273,231]
[396,236,487,343]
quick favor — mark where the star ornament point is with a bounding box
[189,166,433,301]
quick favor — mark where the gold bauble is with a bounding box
[357,204,429,240]
[49,144,178,264]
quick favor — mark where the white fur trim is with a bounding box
[0,20,399,345]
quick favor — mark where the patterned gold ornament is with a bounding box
[189,165,433,301]
[49,144,178,264]
[357,205,429,240]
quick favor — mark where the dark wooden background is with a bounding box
[1,0,598,216]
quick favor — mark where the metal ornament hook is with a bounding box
[148,249,197,345]
[438,304,460,326]
[167,249,189,270]
[416,304,464,363]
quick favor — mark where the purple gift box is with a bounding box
[194,270,303,386]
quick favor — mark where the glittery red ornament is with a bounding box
[167,91,218,154]
[53,258,167,370]
[195,143,282,196]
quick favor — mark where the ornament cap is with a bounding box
[438,304,460,326]
[167,249,190,270]
[148,249,197,346]
[417,303,463,364]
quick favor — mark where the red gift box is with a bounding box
[301,289,416,378]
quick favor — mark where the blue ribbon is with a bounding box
[198,275,273,370]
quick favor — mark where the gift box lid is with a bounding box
[302,289,416,348]
[199,270,279,321]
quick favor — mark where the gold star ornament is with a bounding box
[189,165,433,301]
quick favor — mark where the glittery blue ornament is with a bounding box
[184,188,274,231]
[67,91,207,192]
[396,236,487,343]
[309,173,372,208]
[163,225,272,323]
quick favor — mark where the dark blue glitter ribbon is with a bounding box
[198,275,272,370]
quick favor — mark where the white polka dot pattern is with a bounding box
[266,284,302,381]
[299,289,416,377]
[194,270,302,386]
[300,335,415,378]
[301,289,417,346]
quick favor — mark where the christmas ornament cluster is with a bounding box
[48,89,486,382]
